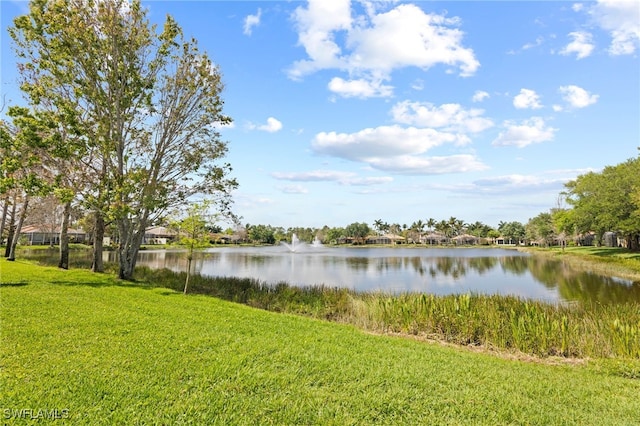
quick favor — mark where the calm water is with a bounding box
[130,246,640,304]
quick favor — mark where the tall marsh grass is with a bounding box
[134,267,640,359]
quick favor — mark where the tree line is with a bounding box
[0,0,236,279]
[239,154,639,251]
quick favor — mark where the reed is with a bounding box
[16,249,640,359]
[134,267,640,360]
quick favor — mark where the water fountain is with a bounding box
[282,233,303,252]
[281,234,323,252]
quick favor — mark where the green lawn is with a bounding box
[2,260,640,425]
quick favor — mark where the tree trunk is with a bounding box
[92,212,105,272]
[58,200,71,269]
[627,232,640,252]
[0,195,9,246]
[184,255,192,294]
[4,197,17,257]
[7,195,29,261]
[118,216,147,280]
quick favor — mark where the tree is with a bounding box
[248,224,275,245]
[373,219,384,235]
[345,222,370,245]
[171,200,214,294]
[324,227,344,245]
[564,156,640,250]
[0,115,51,260]
[426,218,436,233]
[526,213,554,247]
[410,220,425,243]
[10,0,237,279]
[498,221,525,246]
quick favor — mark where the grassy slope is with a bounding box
[520,246,640,280]
[2,260,640,425]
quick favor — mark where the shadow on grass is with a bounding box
[569,247,640,259]
[0,281,29,287]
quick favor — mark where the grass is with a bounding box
[133,266,640,360]
[520,245,640,281]
[2,260,640,424]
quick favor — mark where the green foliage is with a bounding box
[170,200,216,293]
[565,156,640,250]
[498,221,526,245]
[345,222,371,244]
[9,0,237,279]
[247,224,276,245]
[324,226,345,244]
[2,260,640,424]
[526,212,555,246]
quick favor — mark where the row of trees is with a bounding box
[234,219,526,246]
[3,153,637,264]
[0,0,237,279]
[238,152,639,250]
[526,155,640,251]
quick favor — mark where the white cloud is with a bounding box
[347,176,394,186]
[288,0,352,80]
[513,89,543,109]
[472,90,490,103]
[279,184,309,194]
[346,4,479,77]
[590,0,640,55]
[271,170,393,186]
[558,85,599,108]
[288,1,479,98]
[391,101,493,134]
[522,36,544,50]
[328,77,393,98]
[272,170,355,182]
[312,125,461,161]
[560,31,594,59]
[411,79,425,91]
[311,125,487,175]
[572,3,585,12]
[471,174,569,194]
[367,155,488,175]
[492,117,557,148]
[243,8,262,36]
[254,117,283,133]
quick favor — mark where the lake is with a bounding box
[130,246,640,304]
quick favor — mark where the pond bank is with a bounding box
[518,246,640,282]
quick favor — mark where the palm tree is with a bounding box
[373,219,384,236]
[436,219,450,243]
[426,218,436,232]
[411,220,425,244]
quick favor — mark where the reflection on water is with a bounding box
[127,247,640,304]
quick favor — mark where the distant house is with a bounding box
[453,234,478,245]
[603,232,621,247]
[143,226,177,245]
[575,232,595,246]
[422,232,447,245]
[209,233,232,244]
[496,236,524,246]
[20,225,87,245]
[366,234,405,245]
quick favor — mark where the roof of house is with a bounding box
[21,225,85,235]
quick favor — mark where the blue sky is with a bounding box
[2,1,639,229]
